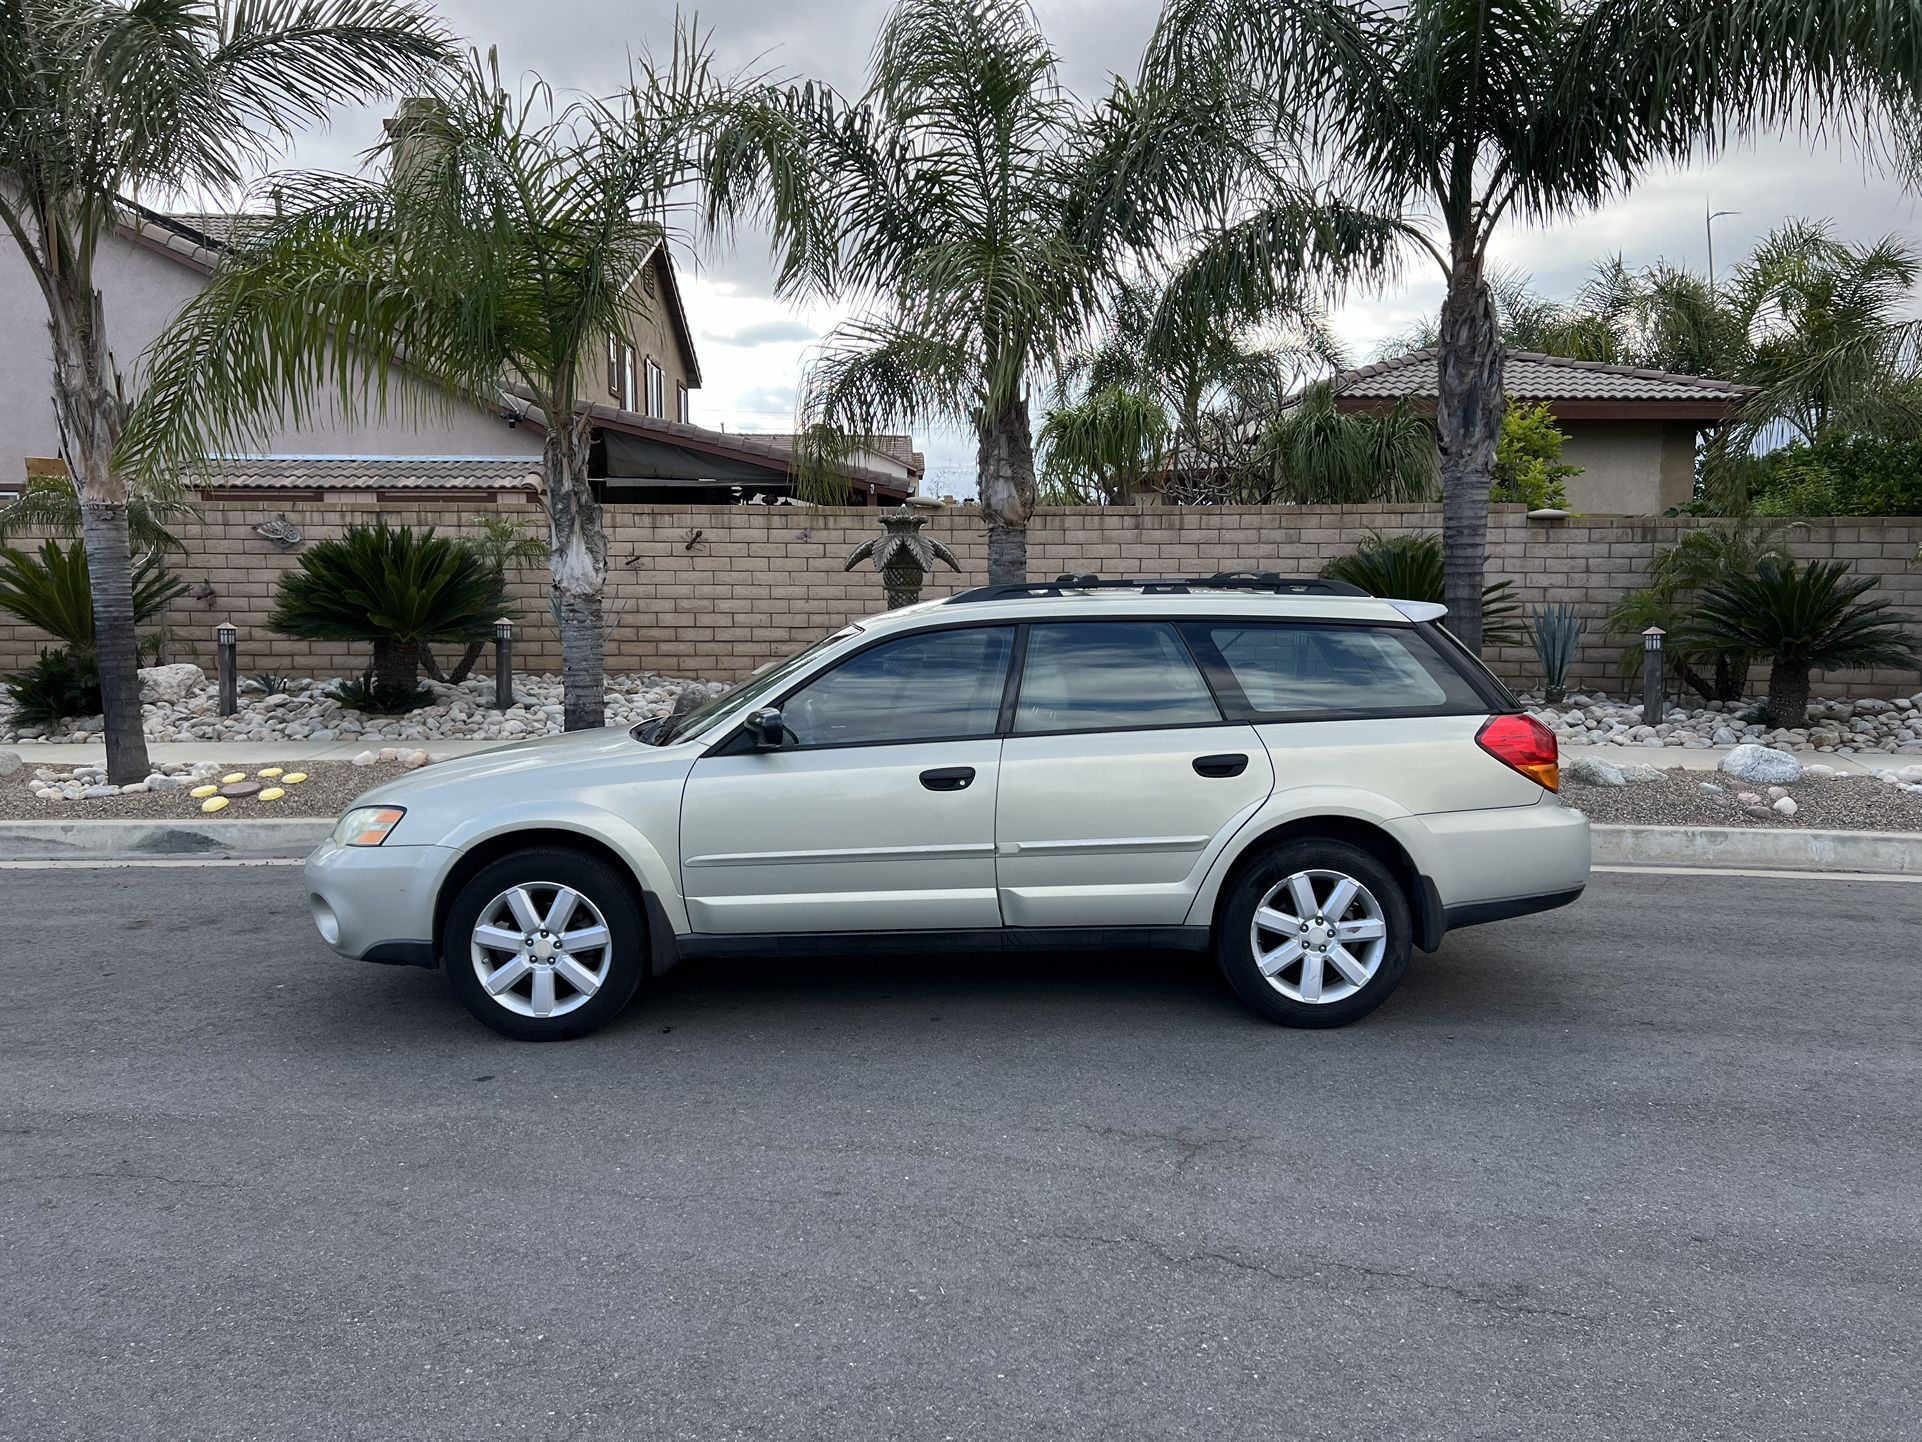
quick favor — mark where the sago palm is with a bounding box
[1140,0,1922,653]
[123,41,737,730]
[1683,558,1918,728]
[705,0,1235,581]
[267,522,509,697]
[0,0,447,781]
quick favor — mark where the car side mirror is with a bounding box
[744,707,787,749]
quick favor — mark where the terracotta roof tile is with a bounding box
[1333,348,1755,402]
[200,456,541,491]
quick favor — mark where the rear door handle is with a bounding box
[920,766,976,792]
[1193,753,1249,778]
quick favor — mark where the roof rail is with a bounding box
[945,572,1371,604]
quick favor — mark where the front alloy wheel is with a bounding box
[444,848,645,1040]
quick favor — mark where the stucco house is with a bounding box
[1329,349,1754,514]
[1,197,918,507]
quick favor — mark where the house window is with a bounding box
[675,382,689,424]
[606,334,620,398]
[645,357,665,418]
[609,334,638,410]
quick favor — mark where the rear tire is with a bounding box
[443,847,646,1041]
[1215,838,1411,1028]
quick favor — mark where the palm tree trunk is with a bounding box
[977,400,1037,586]
[545,407,607,730]
[1435,257,1503,656]
[372,638,421,695]
[48,271,152,784]
[1764,661,1811,730]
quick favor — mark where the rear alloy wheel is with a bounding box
[444,848,645,1041]
[1216,838,1411,1028]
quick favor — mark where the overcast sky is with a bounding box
[269,0,1921,498]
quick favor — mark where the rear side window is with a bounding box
[1191,622,1486,720]
[1014,622,1221,733]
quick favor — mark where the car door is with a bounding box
[995,620,1273,928]
[679,625,1016,935]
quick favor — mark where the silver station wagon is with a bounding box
[306,574,1590,1040]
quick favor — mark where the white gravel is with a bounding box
[1520,689,1922,756]
[0,671,724,746]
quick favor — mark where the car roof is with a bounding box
[858,584,1438,637]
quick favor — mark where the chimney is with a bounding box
[383,97,445,184]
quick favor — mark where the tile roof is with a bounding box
[200,456,542,491]
[1334,348,1754,402]
[729,431,926,475]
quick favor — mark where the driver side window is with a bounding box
[778,626,1014,748]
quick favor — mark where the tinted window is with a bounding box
[780,627,1014,746]
[1014,622,1220,733]
[1198,623,1483,717]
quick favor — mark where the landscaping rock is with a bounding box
[1719,743,1804,785]
[0,751,22,778]
[1772,796,1799,816]
[137,663,205,704]
[1620,764,1666,784]
[1564,757,1626,787]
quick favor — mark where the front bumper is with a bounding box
[305,840,456,967]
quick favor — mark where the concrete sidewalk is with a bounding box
[1,736,1904,776]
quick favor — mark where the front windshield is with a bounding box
[643,626,862,745]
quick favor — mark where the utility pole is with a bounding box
[1706,204,1740,295]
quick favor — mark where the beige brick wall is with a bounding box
[5,502,1920,700]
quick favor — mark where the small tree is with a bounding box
[1684,557,1918,727]
[268,522,509,701]
[1492,403,1579,510]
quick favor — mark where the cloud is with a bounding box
[704,318,817,347]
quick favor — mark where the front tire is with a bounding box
[1216,838,1411,1028]
[443,848,646,1041]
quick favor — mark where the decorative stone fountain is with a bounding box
[844,504,961,609]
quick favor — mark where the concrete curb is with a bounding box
[0,817,332,860]
[1590,824,1922,875]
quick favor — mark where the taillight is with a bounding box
[1476,713,1559,791]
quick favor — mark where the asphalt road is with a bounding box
[2,866,1916,1442]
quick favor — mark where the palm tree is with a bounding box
[704,0,1234,582]
[0,0,446,781]
[122,43,734,730]
[1684,557,1918,727]
[1140,0,1922,654]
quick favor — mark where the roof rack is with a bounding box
[945,571,1370,604]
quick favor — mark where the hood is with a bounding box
[348,727,698,808]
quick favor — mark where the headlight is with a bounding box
[334,806,406,847]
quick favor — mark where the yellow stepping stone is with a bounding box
[258,767,284,779]
[258,787,286,802]
[281,772,308,785]
[190,784,219,799]
[201,796,230,814]
[221,772,248,784]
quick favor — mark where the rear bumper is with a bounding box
[1390,798,1590,948]
[304,840,454,967]
[1444,885,1585,932]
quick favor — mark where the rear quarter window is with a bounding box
[1189,622,1488,720]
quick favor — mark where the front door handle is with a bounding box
[920,766,976,792]
[1193,753,1250,778]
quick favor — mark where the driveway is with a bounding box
[1,865,1915,1441]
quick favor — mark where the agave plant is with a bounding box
[1321,533,1523,646]
[1683,558,1919,728]
[267,522,510,699]
[844,506,962,609]
[1528,604,1584,703]
[0,540,186,650]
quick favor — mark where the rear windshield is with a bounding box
[1186,621,1490,720]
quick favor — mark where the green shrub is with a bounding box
[0,539,186,649]
[268,522,509,697]
[1749,433,1922,517]
[1491,402,1578,510]
[1682,557,1919,726]
[331,672,435,715]
[4,648,102,726]
[1321,531,1524,644]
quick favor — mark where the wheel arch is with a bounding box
[1196,810,1444,953]
[432,825,686,977]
